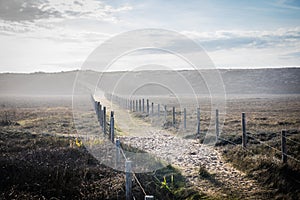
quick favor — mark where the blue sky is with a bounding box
[0,0,299,72]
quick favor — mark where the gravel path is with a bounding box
[100,98,268,199]
[120,130,266,199]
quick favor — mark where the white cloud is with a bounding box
[40,0,132,22]
[0,0,132,39]
[0,0,132,22]
[0,0,131,43]
[181,27,300,51]
[0,0,135,72]
[178,28,300,68]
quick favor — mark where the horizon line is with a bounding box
[1,66,300,75]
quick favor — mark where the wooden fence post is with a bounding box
[142,99,145,113]
[184,108,186,129]
[99,103,103,126]
[151,102,154,116]
[110,111,114,143]
[96,101,100,116]
[158,104,160,117]
[172,107,176,127]
[103,106,106,134]
[147,99,149,114]
[242,112,247,148]
[139,99,141,112]
[197,107,200,135]
[216,109,219,142]
[136,100,138,112]
[281,130,287,163]
[125,161,132,200]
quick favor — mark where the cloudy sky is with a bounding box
[0,0,299,72]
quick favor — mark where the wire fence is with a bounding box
[91,94,152,200]
[105,93,300,165]
[92,93,300,199]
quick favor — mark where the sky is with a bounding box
[0,0,299,73]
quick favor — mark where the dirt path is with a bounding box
[99,99,267,199]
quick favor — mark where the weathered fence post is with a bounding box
[242,112,247,148]
[96,101,100,116]
[151,102,154,116]
[110,111,114,143]
[158,104,160,117]
[197,107,200,135]
[172,107,176,127]
[116,138,120,167]
[216,109,219,142]
[142,99,145,113]
[281,130,287,163]
[183,108,186,129]
[139,99,142,112]
[125,160,132,200]
[99,103,103,126]
[136,100,138,112]
[146,99,149,114]
[103,106,106,134]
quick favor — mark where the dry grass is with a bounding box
[0,95,210,199]
[134,95,300,199]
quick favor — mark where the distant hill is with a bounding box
[0,71,79,95]
[220,68,300,94]
[0,68,299,96]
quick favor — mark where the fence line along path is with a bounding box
[99,98,269,199]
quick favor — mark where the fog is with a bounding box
[0,68,300,96]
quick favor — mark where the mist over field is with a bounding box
[0,68,299,96]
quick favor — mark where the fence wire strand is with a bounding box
[284,136,300,146]
[133,173,147,196]
[92,97,148,198]
[247,134,300,163]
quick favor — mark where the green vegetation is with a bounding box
[136,165,210,200]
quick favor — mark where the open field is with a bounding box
[1,94,300,199]
[0,95,208,199]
